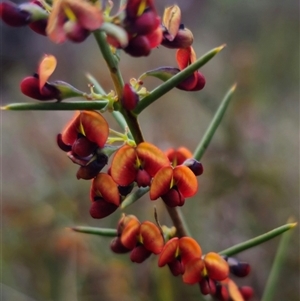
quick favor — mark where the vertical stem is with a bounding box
[93,29,190,238]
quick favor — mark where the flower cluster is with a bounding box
[1,0,256,300]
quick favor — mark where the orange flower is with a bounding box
[110,142,170,187]
[89,173,120,219]
[116,218,164,263]
[183,252,229,285]
[158,237,202,276]
[47,0,103,43]
[165,147,193,166]
[150,165,198,207]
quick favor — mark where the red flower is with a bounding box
[176,46,206,91]
[58,110,109,179]
[113,217,164,263]
[165,147,193,166]
[150,164,198,207]
[89,173,120,219]
[182,252,229,285]
[158,237,202,276]
[46,0,103,43]
[110,142,170,187]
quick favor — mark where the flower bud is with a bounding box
[183,158,204,176]
[89,198,119,219]
[76,157,108,180]
[130,244,152,263]
[110,237,131,253]
[227,257,251,277]
[0,1,31,26]
[162,27,194,49]
[121,83,139,110]
[124,35,151,57]
[239,286,254,300]
[130,9,160,36]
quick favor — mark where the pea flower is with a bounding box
[150,164,198,207]
[20,54,85,101]
[182,252,229,285]
[46,0,103,43]
[89,173,120,219]
[158,237,202,276]
[110,142,170,187]
[57,110,110,179]
[111,216,164,263]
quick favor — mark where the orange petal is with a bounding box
[38,54,57,92]
[203,252,229,281]
[176,46,192,70]
[173,165,198,197]
[136,142,170,177]
[65,0,103,30]
[147,25,163,48]
[227,278,244,301]
[91,173,120,206]
[110,145,137,186]
[121,218,140,250]
[158,237,179,267]
[182,258,204,284]
[162,5,181,41]
[178,237,202,265]
[79,111,109,148]
[165,147,193,165]
[149,166,173,200]
[140,221,164,254]
[61,111,81,145]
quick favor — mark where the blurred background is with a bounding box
[1,0,299,300]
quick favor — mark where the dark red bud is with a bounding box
[89,199,119,219]
[130,244,152,263]
[168,260,185,276]
[183,158,203,176]
[29,18,47,35]
[64,20,90,43]
[162,27,194,49]
[239,286,254,300]
[199,278,216,295]
[215,283,230,301]
[121,83,139,111]
[20,75,60,101]
[72,137,97,158]
[162,187,185,207]
[135,168,151,187]
[227,257,251,277]
[124,35,151,57]
[0,1,31,27]
[76,160,107,180]
[110,237,131,254]
[130,10,160,35]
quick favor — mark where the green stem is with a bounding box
[71,226,117,237]
[261,218,297,301]
[1,101,108,111]
[134,45,226,115]
[165,206,191,238]
[93,29,190,238]
[193,84,236,161]
[219,222,297,257]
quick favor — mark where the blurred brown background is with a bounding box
[1,0,299,300]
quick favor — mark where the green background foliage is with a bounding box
[1,0,299,300]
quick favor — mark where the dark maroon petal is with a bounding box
[130,245,152,263]
[29,18,47,35]
[110,237,131,254]
[162,187,185,207]
[0,1,31,27]
[168,260,185,276]
[183,158,204,176]
[72,136,97,158]
[135,168,151,187]
[57,133,72,152]
[89,199,118,219]
[124,35,151,57]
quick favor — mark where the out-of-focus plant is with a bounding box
[1,0,297,300]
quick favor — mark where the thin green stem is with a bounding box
[261,218,297,301]
[134,45,226,115]
[219,222,297,257]
[1,101,108,111]
[193,83,236,161]
[71,226,117,237]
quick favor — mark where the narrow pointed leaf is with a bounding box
[261,218,297,301]
[140,67,180,82]
[1,101,108,111]
[219,222,297,257]
[71,226,117,237]
[121,187,149,209]
[193,83,236,161]
[134,45,225,114]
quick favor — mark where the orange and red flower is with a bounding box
[110,142,170,187]
[89,173,120,219]
[111,216,164,263]
[158,237,202,276]
[150,164,198,207]
[57,110,109,179]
